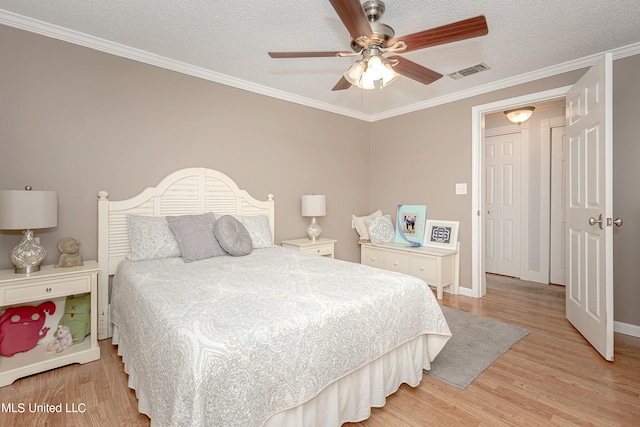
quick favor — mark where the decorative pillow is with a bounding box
[166,212,227,262]
[353,210,383,242]
[127,215,181,261]
[233,215,274,248]
[364,214,395,245]
[214,215,253,256]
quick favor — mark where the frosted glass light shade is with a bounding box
[343,54,398,90]
[504,107,535,124]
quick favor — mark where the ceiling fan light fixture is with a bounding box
[344,60,365,85]
[504,106,535,125]
[344,51,398,90]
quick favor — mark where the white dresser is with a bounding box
[0,261,101,387]
[360,242,459,300]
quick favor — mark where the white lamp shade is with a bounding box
[0,189,58,230]
[301,195,326,217]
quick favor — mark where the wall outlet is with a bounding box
[456,183,467,195]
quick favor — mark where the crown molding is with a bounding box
[0,10,371,122]
[2,10,639,123]
[371,41,640,121]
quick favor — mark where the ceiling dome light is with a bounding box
[504,106,535,125]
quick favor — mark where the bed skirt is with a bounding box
[112,326,440,426]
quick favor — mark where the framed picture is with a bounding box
[394,205,427,246]
[424,220,459,250]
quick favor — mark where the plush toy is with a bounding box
[59,295,91,344]
[47,325,74,353]
[0,301,56,357]
[54,237,84,268]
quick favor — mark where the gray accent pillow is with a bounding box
[166,212,227,262]
[213,215,253,256]
[127,215,181,261]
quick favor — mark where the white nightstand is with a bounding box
[0,261,101,387]
[281,238,337,258]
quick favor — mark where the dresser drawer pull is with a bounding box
[46,287,52,293]
[420,267,425,271]
[394,261,399,266]
[370,257,376,261]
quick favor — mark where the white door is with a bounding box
[485,132,521,277]
[565,53,614,361]
[550,126,567,285]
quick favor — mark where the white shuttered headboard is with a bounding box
[96,167,275,339]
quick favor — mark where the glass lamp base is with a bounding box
[9,229,46,274]
[306,217,322,242]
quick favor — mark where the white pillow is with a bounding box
[353,210,383,241]
[127,215,181,261]
[232,215,274,248]
[364,214,395,245]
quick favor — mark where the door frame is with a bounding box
[471,86,572,297]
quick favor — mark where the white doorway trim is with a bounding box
[471,86,572,298]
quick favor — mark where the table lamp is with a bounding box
[301,194,326,242]
[0,187,58,273]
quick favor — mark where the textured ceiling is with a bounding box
[1,0,640,120]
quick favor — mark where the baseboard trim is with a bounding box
[614,321,640,338]
[458,286,475,298]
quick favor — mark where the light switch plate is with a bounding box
[456,183,467,195]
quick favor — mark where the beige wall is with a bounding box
[0,25,371,267]
[2,25,639,328]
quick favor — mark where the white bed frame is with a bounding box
[96,167,274,339]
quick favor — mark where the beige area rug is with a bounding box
[427,306,530,389]
[486,273,566,304]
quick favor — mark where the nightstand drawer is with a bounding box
[0,276,91,305]
[301,244,333,256]
[281,238,336,258]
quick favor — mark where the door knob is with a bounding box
[613,217,623,227]
[588,213,604,229]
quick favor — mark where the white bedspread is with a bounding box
[111,246,451,427]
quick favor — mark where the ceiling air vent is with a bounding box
[448,63,491,80]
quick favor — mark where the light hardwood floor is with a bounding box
[1,286,638,427]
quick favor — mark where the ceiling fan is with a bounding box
[268,0,488,91]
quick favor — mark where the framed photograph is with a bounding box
[424,220,459,250]
[394,205,427,246]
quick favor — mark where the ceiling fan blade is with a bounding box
[269,51,351,58]
[328,0,373,41]
[391,15,488,53]
[388,56,443,85]
[331,76,352,91]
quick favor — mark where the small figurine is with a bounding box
[47,325,74,353]
[54,237,84,268]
